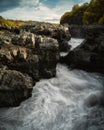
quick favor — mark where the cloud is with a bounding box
[54,0,74,15]
[79,0,91,5]
[0,0,90,23]
[0,0,21,12]
[20,0,40,9]
[0,0,60,23]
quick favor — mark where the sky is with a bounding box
[0,0,90,23]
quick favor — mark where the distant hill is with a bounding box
[0,16,59,29]
[60,0,104,25]
[0,16,26,28]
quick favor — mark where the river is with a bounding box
[0,38,104,130]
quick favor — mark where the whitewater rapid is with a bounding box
[0,38,104,130]
[60,38,84,57]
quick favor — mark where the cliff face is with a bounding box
[0,22,71,107]
[20,23,71,52]
[68,25,104,38]
[61,25,104,74]
[0,66,33,107]
[68,25,86,38]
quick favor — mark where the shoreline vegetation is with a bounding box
[60,0,104,25]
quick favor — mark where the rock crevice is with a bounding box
[0,23,71,107]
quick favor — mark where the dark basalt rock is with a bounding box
[0,66,33,107]
[61,25,104,74]
[21,23,71,52]
[0,37,59,80]
[69,25,87,38]
[0,22,71,107]
[0,25,60,107]
[69,25,104,38]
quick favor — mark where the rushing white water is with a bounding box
[0,64,104,130]
[69,38,84,50]
[0,38,104,130]
[60,38,84,57]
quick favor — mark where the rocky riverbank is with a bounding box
[69,25,104,38]
[1,20,104,107]
[61,25,104,74]
[0,22,71,107]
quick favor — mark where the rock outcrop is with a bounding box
[0,22,64,107]
[69,25,86,38]
[21,23,71,52]
[0,66,33,107]
[61,25,104,73]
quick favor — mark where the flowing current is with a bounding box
[0,38,104,130]
[60,38,84,57]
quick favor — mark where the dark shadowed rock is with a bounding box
[69,25,86,38]
[0,22,62,107]
[69,25,104,38]
[0,66,33,107]
[0,40,59,80]
[21,23,71,52]
[61,25,104,73]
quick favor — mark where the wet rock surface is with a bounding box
[69,25,86,38]
[21,23,71,52]
[0,66,33,107]
[0,22,71,107]
[61,25,104,74]
[69,25,104,38]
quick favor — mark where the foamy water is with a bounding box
[60,38,84,57]
[0,38,104,130]
[0,64,104,130]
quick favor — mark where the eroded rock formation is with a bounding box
[61,25,104,73]
[0,66,33,107]
[0,22,71,107]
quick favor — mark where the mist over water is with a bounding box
[0,38,104,130]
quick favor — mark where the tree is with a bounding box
[60,3,88,25]
[98,15,104,24]
[83,0,104,24]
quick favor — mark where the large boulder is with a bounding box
[0,23,60,107]
[68,25,104,38]
[0,37,59,79]
[69,25,86,38]
[0,66,33,107]
[11,31,60,78]
[51,26,71,52]
[61,26,104,73]
[0,44,40,80]
[21,23,71,52]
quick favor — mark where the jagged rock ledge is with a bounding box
[0,23,71,107]
[61,25,104,74]
[20,23,71,52]
[0,66,33,107]
[69,25,104,38]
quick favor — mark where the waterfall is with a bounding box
[0,38,104,130]
[68,38,84,50]
[60,38,84,57]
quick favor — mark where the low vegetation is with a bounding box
[0,16,25,27]
[0,16,60,29]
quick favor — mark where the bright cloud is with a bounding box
[0,0,91,23]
